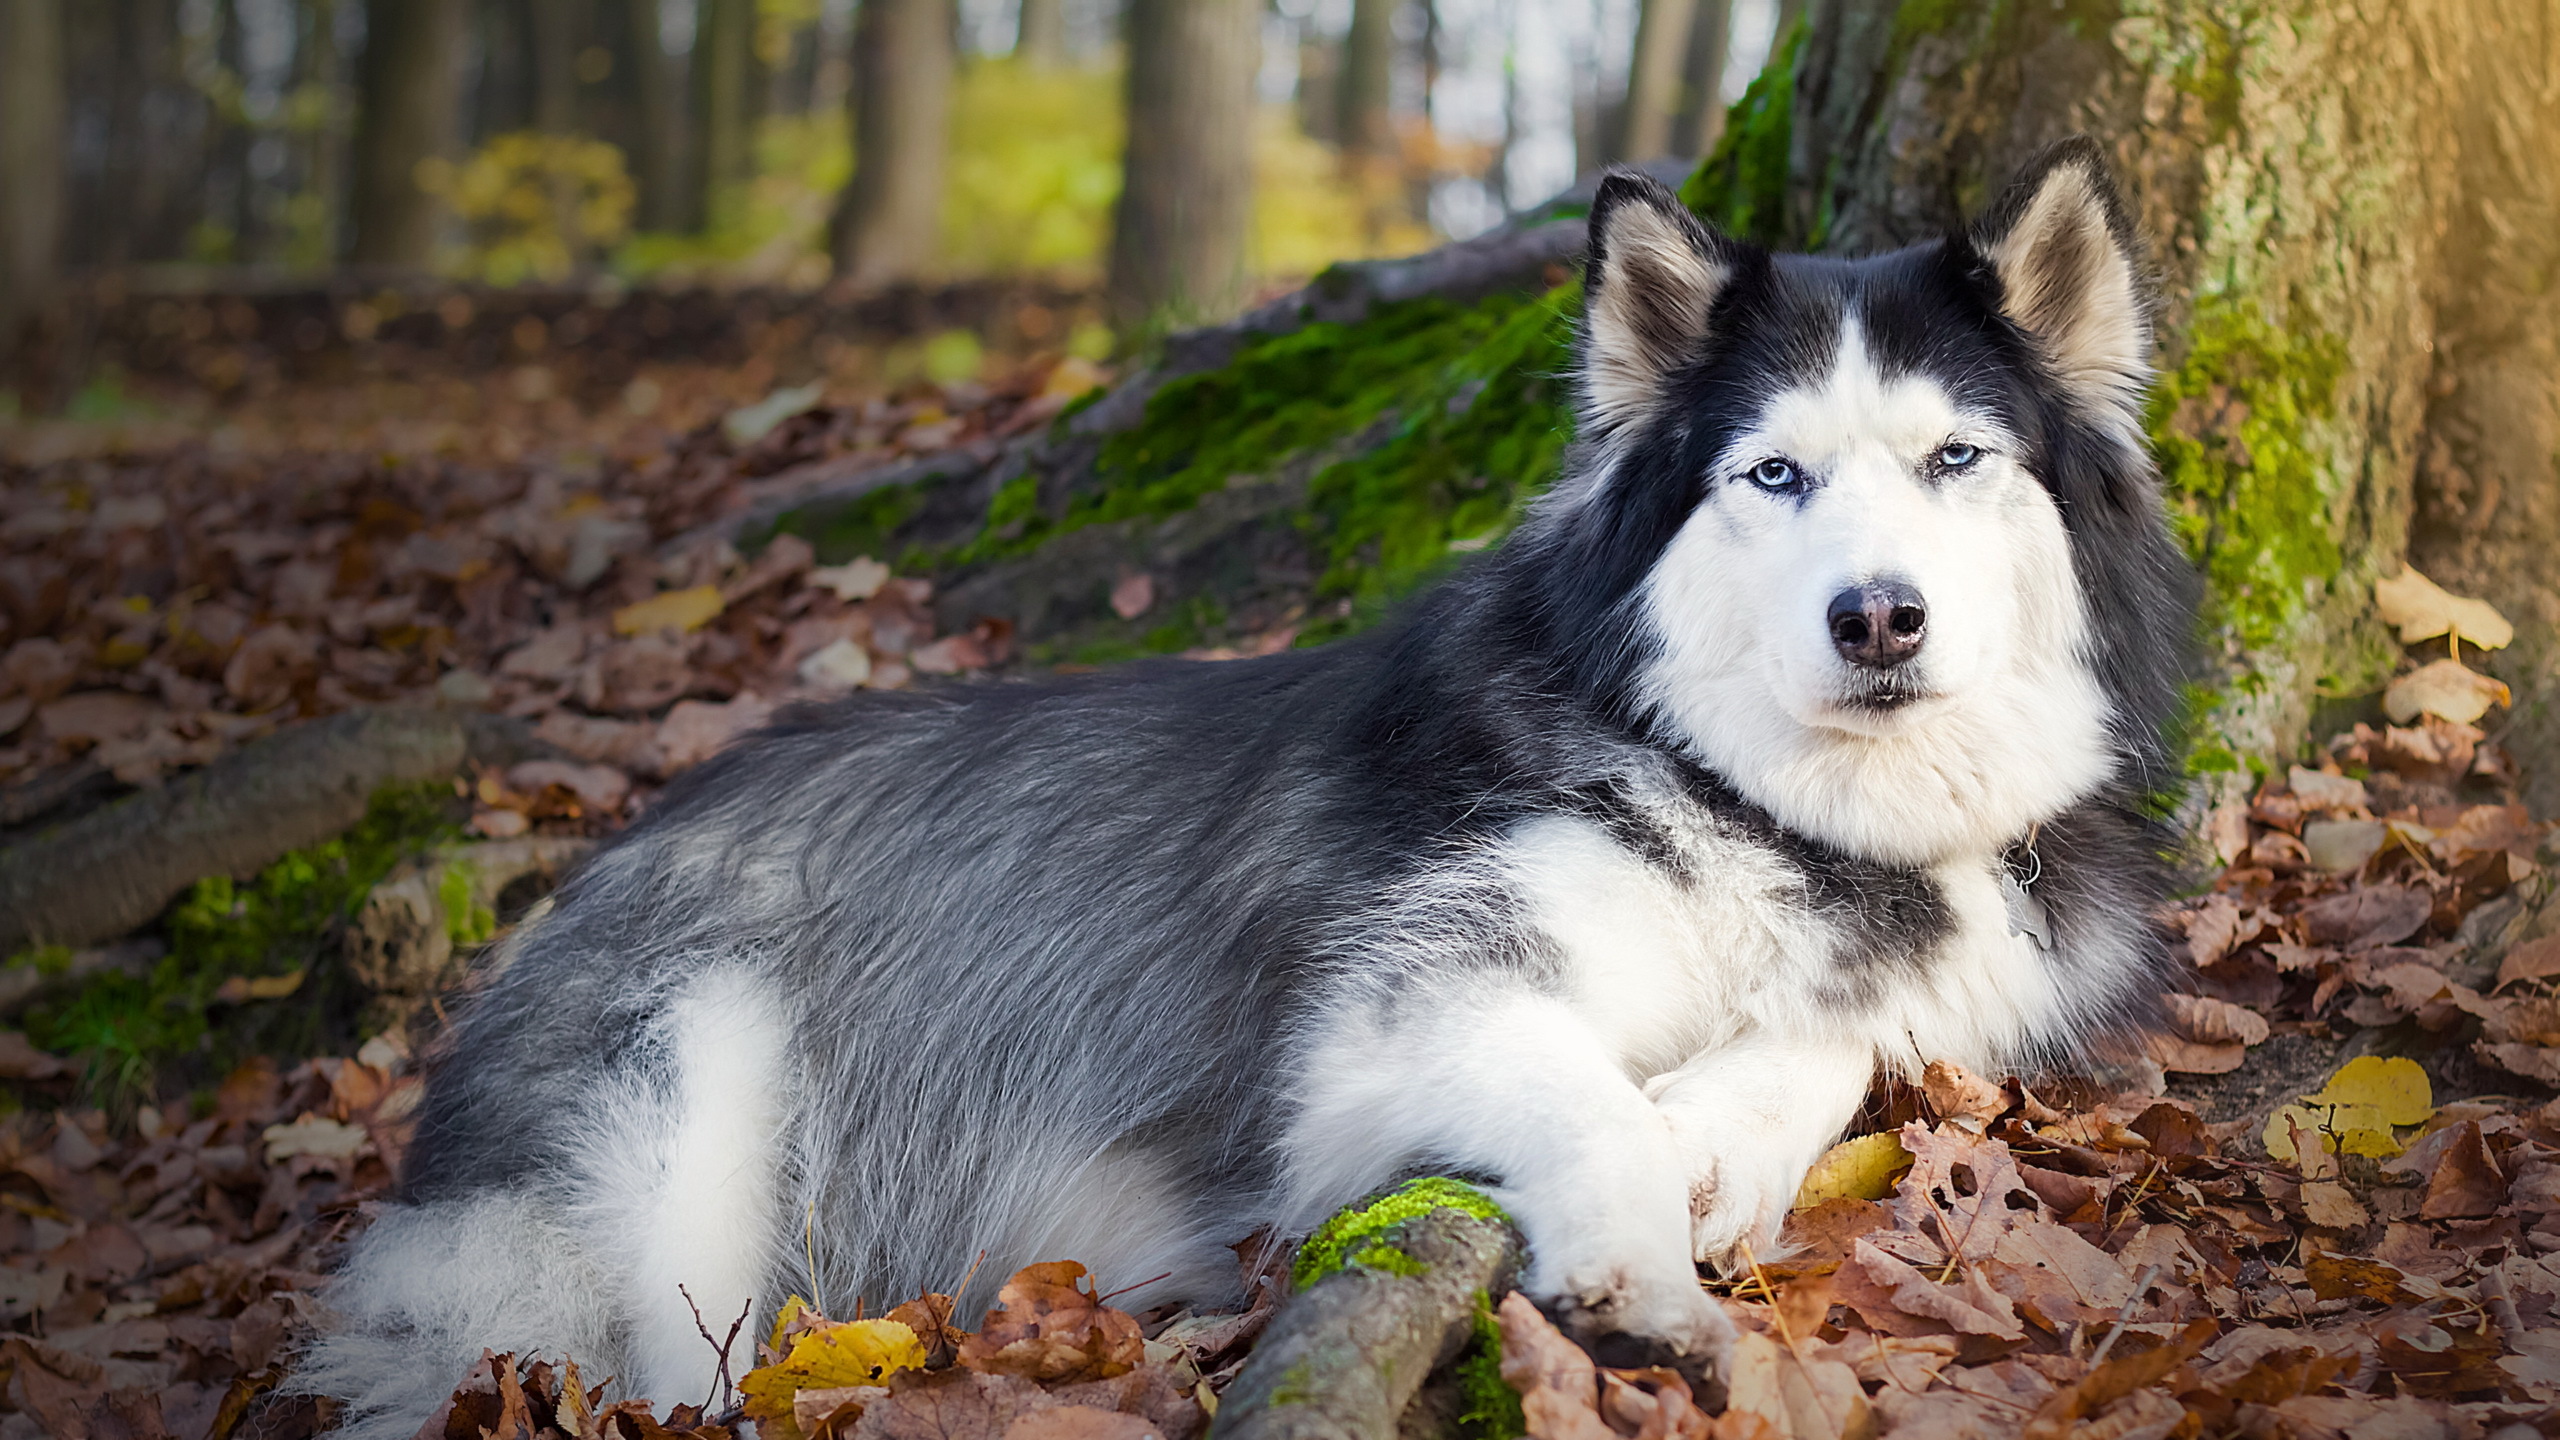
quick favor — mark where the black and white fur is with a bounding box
[301,139,2192,1429]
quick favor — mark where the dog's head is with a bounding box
[1529,140,2191,866]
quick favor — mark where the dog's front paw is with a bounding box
[1672,1129,1806,1271]
[1533,1259,1735,1391]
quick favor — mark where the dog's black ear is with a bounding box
[1581,171,1733,433]
[1971,137,2151,432]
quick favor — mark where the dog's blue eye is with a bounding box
[1747,458,1799,491]
[1936,442,1980,470]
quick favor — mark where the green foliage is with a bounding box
[1453,1290,1527,1440]
[1292,1176,1511,1288]
[425,132,638,285]
[2145,295,2349,654]
[16,785,462,1105]
[1680,22,1805,245]
[940,57,1125,279]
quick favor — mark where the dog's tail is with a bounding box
[289,1189,623,1440]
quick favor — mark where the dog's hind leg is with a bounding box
[578,966,792,1407]
[1287,989,1733,1372]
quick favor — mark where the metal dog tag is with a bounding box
[2002,872,2053,952]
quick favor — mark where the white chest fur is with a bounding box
[1500,812,2063,1085]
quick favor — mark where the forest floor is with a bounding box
[2,286,2558,1440]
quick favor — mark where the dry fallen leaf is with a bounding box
[2383,657,2511,725]
[2373,565,2514,649]
[613,584,727,636]
[1919,1060,2007,1126]
[742,1318,928,1440]
[1793,1131,1910,1208]
[957,1262,1145,1384]
[2163,992,2270,1047]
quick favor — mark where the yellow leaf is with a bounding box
[1793,1131,1910,1208]
[2383,658,2510,725]
[2308,1055,2435,1126]
[769,1294,810,1352]
[2375,565,2513,650]
[214,968,306,1004]
[742,1318,926,1440]
[612,585,725,636]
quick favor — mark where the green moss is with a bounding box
[1453,1289,1526,1440]
[1679,22,1804,245]
[439,861,498,948]
[1293,1176,1511,1288]
[2146,295,2348,655]
[17,784,463,1106]
[758,479,927,567]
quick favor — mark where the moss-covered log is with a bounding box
[1211,1180,1523,1440]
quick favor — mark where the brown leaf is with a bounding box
[1495,1290,1617,1440]
[856,1371,1056,1440]
[1595,1368,1714,1440]
[2303,1252,2422,1305]
[956,1262,1144,1385]
[2144,1031,2245,1074]
[2417,1122,2507,1219]
[2020,1318,2214,1440]
[1840,1237,2025,1340]
[2300,884,2433,950]
[2497,933,2560,991]
[1000,1408,1165,1440]
[0,1029,66,1080]
[2162,993,2269,1046]
[1919,1060,2008,1126]
[1719,1327,1869,1440]
[222,625,320,710]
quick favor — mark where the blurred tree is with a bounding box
[831,0,955,286]
[2,0,65,344]
[622,0,686,231]
[1338,0,1396,170]
[1618,0,1697,160]
[350,0,467,266]
[1015,0,1067,68]
[531,0,582,134]
[1670,0,1730,157]
[690,0,761,230]
[1109,0,1259,323]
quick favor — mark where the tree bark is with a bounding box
[1107,0,1261,325]
[1338,0,1397,167]
[1014,0,1066,67]
[530,0,582,134]
[1,0,66,345]
[1619,0,1699,161]
[1746,0,2560,804]
[1671,0,1732,157]
[624,0,686,231]
[689,0,759,231]
[348,0,467,267]
[830,0,953,287]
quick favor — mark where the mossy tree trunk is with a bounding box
[1754,0,2560,806]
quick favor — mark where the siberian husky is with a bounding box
[303,137,2192,1429]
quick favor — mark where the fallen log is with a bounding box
[1211,1179,1523,1440]
[0,708,473,955]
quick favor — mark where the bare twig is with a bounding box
[2085,1263,2163,1367]
[1096,1270,1175,1305]
[679,1283,752,1413]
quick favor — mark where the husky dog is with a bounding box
[303,138,2191,1431]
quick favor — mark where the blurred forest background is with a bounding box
[0,0,1791,424]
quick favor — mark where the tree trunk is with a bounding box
[348,0,466,267]
[1743,0,2560,804]
[1106,0,1261,325]
[1,0,66,346]
[1618,0,1698,161]
[1671,0,1731,157]
[530,0,582,134]
[689,0,759,232]
[624,0,685,231]
[1338,0,1397,167]
[1014,0,1066,67]
[830,0,953,288]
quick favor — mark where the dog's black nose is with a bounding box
[1828,580,1927,668]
